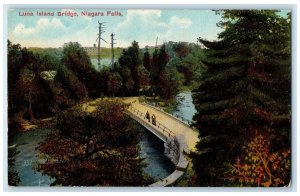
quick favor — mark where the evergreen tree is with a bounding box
[150,48,159,88]
[149,44,175,98]
[8,41,24,115]
[127,41,142,92]
[118,41,149,95]
[192,10,291,186]
[158,44,169,70]
[143,46,151,71]
[62,42,100,98]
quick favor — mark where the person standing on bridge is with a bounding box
[151,114,156,126]
[146,111,150,122]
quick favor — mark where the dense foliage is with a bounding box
[223,134,291,187]
[192,10,291,186]
[117,41,150,95]
[7,42,80,134]
[168,42,206,89]
[36,100,151,186]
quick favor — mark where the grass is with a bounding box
[88,47,123,59]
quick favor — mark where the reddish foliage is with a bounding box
[36,100,148,186]
[223,134,291,187]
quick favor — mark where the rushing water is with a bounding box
[172,92,197,123]
[9,92,196,186]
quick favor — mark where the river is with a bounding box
[172,92,197,123]
[8,92,196,186]
[9,129,55,186]
[90,58,112,70]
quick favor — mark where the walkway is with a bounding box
[123,97,199,151]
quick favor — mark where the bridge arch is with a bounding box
[125,98,198,186]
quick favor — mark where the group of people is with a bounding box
[145,111,156,125]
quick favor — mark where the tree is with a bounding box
[143,46,151,71]
[62,42,100,98]
[192,10,291,186]
[150,48,159,88]
[176,62,194,85]
[127,41,143,93]
[119,65,134,95]
[172,42,190,59]
[107,72,123,97]
[118,41,150,95]
[148,44,172,98]
[56,65,88,101]
[14,51,55,120]
[8,41,25,115]
[156,71,178,100]
[158,44,169,71]
[136,66,150,94]
[62,42,92,74]
[36,100,151,186]
[223,134,291,187]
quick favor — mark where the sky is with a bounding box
[7,9,224,48]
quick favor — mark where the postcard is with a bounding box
[6,7,292,188]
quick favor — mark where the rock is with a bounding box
[164,136,180,165]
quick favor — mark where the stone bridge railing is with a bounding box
[128,105,176,138]
[141,102,194,129]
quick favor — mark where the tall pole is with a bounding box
[96,21,107,70]
[110,33,116,69]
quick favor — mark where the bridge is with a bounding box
[123,97,199,187]
[82,97,199,186]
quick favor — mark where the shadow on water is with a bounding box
[139,127,175,180]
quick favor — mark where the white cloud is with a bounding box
[37,18,64,29]
[13,24,36,37]
[170,16,192,28]
[127,9,162,17]
[13,18,65,38]
[115,9,193,47]
[116,9,164,30]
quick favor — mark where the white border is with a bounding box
[1,1,299,194]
